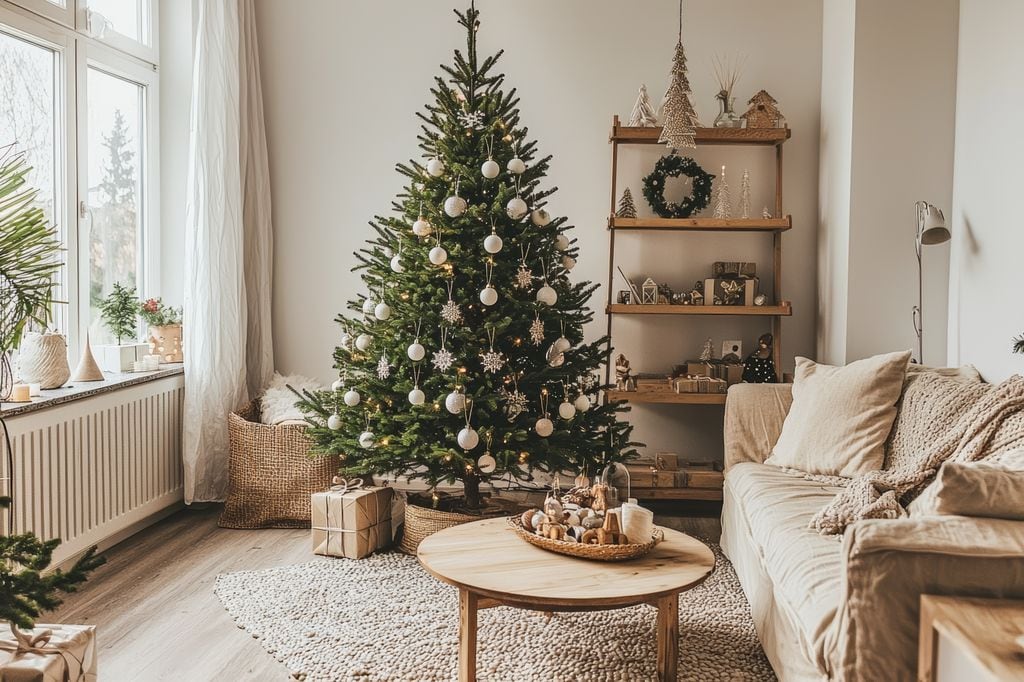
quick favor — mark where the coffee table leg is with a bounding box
[459,589,478,682]
[656,593,679,681]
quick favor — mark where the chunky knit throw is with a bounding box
[809,374,1024,535]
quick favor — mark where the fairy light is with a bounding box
[519,451,530,463]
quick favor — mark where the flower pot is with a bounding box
[96,343,150,373]
[17,331,70,389]
[148,324,183,363]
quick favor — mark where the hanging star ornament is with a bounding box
[457,110,485,130]
[440,299,463,325]
[500,387,529,422]
[529,317,545,345]
[431,347,454,372]
[480,348,506,374]
[377,353,390,380]
[513,263,533,290]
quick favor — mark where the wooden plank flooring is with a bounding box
[50,503,721,681]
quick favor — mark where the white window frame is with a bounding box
[75,39,159,349]
[0,0,159,360]
[75,0,157,64]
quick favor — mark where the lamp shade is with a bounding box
[920,205,950,245]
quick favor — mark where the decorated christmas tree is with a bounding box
[297,3,636,511]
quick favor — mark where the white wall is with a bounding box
[948,0,1024,381]
[817,0,958,367]
[256,0,822,461]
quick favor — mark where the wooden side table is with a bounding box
[919,595,1024,681]
[418,517,715,681]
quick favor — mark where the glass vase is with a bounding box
[714,95,743,128]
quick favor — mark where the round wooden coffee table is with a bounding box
[418,516,715,681]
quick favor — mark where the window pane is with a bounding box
[87,66,143,345]
[86,0,146,45]
[0,27,62,333]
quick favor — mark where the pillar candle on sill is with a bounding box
[142,355,160,371]
[28,383,41,397]
[10,384,31,402]
[132,360,145,373]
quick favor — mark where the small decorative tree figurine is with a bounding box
[699,338,714,363]
[739,169,752,219]
[616,188,638,219]
[98,282,138,345]
[628,84,658,127]
[711,165,732,219]
[658,4,701,150]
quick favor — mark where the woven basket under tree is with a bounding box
[219,400,339,529]
[398,493,524,555]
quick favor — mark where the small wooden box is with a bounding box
[625,464,675,488]
[635,377,675,394]
[687,362,712,377]
[683,469,725,489]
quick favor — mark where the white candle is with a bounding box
[142,355,160,371]
[28,383,41,397]
[10,384,31,403]
[132,360,145,372]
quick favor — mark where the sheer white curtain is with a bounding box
[183,0,274,503]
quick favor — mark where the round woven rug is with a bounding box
[214,542,774,681]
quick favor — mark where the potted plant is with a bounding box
[95,282,147,372]
[0,146,63,400]
[139,297,183,363]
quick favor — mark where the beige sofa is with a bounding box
[720,383,1024,682]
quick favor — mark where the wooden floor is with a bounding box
[51,504,721,681]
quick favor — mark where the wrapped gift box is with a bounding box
[311,485,393,559]
[632,452,680,471]
[624,464,675,488]
[713,363,744,386]
[712,261,757,279]
[0,623,97,681]
[704,277,758,306]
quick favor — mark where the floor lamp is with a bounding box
[913,201,950,364]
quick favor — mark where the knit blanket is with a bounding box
[809,374,1024,535]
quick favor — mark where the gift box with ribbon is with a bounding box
[311,478,393,559]
[0,623,97,682]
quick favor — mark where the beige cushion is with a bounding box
[726,463,846,673]
[724,383,793,470]
[911,450,1024,519]
[767,351,911,476]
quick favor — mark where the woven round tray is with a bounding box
[507,517,664,562]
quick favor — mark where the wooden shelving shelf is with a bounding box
[610,124,791,146]
[607,303,792,316]
[630,487,724,502]
[610,215,791,232]
[606,389,727,405]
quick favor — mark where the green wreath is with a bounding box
[641,155,714,218]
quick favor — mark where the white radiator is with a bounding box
[2,373,185,567]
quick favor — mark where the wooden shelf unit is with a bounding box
[604,115,793,502]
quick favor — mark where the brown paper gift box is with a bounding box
[0,623,97,682]
[311,486,393,559]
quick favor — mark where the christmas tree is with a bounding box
[615,188,638,219]
[297,3,636,511]
[658,11,701,151]
[711,166,731,219]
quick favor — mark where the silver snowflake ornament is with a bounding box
[457,110,485,130]
[513,263,533,290]
[502,389,529,422]
[440,299,463,325]
[480,348,506,374]
[529,317,545,346]
[431,347,454,372]
[377,354,390,380]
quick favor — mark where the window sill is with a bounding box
[0,363,184,419]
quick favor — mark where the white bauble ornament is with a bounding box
[413,216,432,237]
[530,208,551,227]
[429,246,448,265]
[562,256,576,271]
[479,285,498,306]
[507,157,526,174]
[427,158,445,177]
[358,431,375,449]
[554,336,571,353]
[407,340,425,362]
[558,401,577,420]
[535,417,554,437]
[390,255,404,273]
[574,394,592,412]
[483,233,503,254]
[444,195,467,218]
[362,298,375,315]
[355,334,372,351]
[408,387,425,405]
[554,234,570,251]
[481,158,500,179]
[374,302,392,321]
[506,196,528,220]
[445,390,466,414]
[331,379,344,392]
[477,452,497,473]
[344,389,361,407]
[457,427,480,450]
[536,284,558,306]
[328,414,342,430]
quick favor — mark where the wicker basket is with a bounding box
[398,503,479,555]
[219,400,339,529]
[507,517,664,561]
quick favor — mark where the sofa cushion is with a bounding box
[767,351,911,477]
[910,449,1024,519]
[726,463,847,673]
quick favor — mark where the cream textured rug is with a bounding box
[215,542,774,681]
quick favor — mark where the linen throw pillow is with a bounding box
[766,350,912,476]
[910,450,1024,519]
